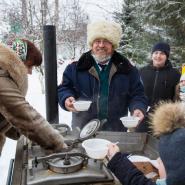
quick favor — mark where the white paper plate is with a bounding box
[128,155,158,169]
[150,160,159,169]
[128,155,150,162]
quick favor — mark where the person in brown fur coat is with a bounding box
[0,39,65,156]
[107,101,185,185]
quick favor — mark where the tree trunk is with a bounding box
[21,0,28,28]
[41,0,47,25]
[54,0,59,30]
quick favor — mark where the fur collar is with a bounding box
[77,50,133,74]
[0,43,28,95]
[150,101,185,137]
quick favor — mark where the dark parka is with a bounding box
[58,51,148,131]
[107,152,156,185]
[140,61,180,107]
[108,101,185,185]
[0,43,64,155]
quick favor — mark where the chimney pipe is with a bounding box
[43,25,59,123]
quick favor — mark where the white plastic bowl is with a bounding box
[82,138,111,159]
[120,116,140,128]
[73,101,92,111]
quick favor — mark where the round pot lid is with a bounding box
[79,119,100,140]
[46,153,88,174]
[47,156,83,173]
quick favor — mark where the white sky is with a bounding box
[1,0,122,21]
[79,0,122,21]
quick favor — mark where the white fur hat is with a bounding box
[87,20,122,49]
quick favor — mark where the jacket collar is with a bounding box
[77,50,133,74]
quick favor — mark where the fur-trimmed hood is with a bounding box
[150,101,185,137]
[0,43,28,95]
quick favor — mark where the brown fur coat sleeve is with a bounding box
[0,76,65,153]
[0,43,65,153]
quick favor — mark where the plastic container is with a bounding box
[82,138,110,159]
[120,116,140,128]
[73,101,92,111]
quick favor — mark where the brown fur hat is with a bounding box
[149,101,185,137]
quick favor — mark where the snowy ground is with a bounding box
[0,63,71,185]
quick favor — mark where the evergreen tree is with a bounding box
[115,0,161,66]
[115,0,185,68]
[143,0,185,67]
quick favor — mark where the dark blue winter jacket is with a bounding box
[107,152,158,185]
[58,51,148,131]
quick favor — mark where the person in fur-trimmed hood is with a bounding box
[0,39,65,156]
[107,101,185,185]
[175,64,185,102]
[58,20,147,131]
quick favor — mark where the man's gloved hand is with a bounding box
[42,142,68,155]
[41,128,68,155]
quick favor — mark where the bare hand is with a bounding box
[65,97,76,112]
[157,157,166,179]
[132,109,144,124]
[107,143,120,160]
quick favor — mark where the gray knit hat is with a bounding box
[159,128,185,185]
[87,20,122,49]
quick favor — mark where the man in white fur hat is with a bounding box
[58,20,148,131]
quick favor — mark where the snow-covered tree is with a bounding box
[114,0,159,65]
[0,0,89,93]
[114,0,185,67]
[144,0,185,67]
[0,0,88,59]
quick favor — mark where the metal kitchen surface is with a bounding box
[9,124,159,185]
